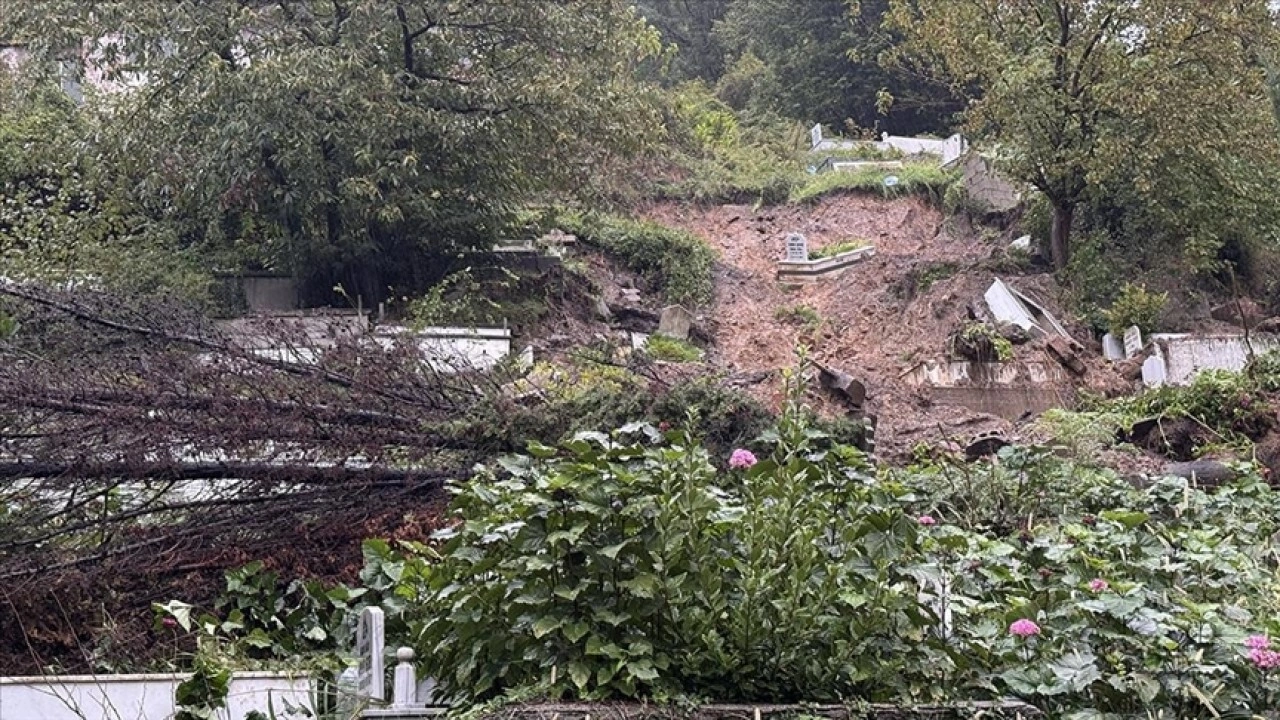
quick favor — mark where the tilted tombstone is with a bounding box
[810,123,823,150]
[1101,333,1124,361]
[356,607,386,702]
[785,233,809,262]
[1142,355,1167,387]
[1123,326,1144,358]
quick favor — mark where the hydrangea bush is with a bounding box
[366,379,1280,716]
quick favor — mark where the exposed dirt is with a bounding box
[641,194,1131,459]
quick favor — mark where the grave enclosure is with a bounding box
[776,233,876,283]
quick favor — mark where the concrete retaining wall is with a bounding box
[1152,334,1280,385]
[0,672,312,720]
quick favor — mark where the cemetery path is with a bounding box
[643,194,1097,457]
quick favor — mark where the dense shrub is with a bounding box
[1103,283,1168,337]
[367,388,1280,715]
[558,213,716,308]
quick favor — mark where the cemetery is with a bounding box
[6,3,1280,719]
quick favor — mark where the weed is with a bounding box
[807,238,867,260]
[644,335,703,363]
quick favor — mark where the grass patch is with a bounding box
[790,162,957,205]
[774,304,822,331]
[644,335,703,363]
[557,212,716,308]
[806,238,868,260]
[917,262,959,293]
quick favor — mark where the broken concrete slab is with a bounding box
[983,279,1072,340]
[900,360,1074,420]
[1045,337,1086,376]
[656,305,694,340]
[1009,235,1032,252]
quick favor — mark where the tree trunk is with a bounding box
[1050,201,1074,271]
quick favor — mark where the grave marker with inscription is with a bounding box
[357,607,385,702]
[785,233,808,262]
[1123,326,1144,358]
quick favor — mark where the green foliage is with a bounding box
[714,0,957,134]
[1103,283,1168,337]
[558,213,716,307]
[643,335,703,363]
[406,267,552,331]
[670,82,741,150]
[3,1,663,303]
[806,239,867,260]
[916,262,958,294]
[368,401,1280,714]
[790,163,956,204]
[399,380,934,704]
[951,322,1013,362]
[1045,360,1280,458]
[887,1,1280,270]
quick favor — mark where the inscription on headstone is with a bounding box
[356,607,385,701]
[1123,325,1143,358]
[810,124,823,150]
[785,233,808,262]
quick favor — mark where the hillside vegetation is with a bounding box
[4,2,1280,718]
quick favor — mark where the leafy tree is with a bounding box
[635,0,731,83]
[1,1,663,303]
[714,0,957,134]
[886,1,1280,270]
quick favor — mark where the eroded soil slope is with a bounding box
[644,194,1097,457]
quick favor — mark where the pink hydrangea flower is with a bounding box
[1246,635,1272,650]
[917,515,937,526]
[1009,619,1040,637]
[728,449,757,469]
[1088,578,1108,592]
[1251,648,1280,669]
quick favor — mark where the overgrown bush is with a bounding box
[369,401,1280,715]
[1103,283,1168,337]
[558,213,716,308]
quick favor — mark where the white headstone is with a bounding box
[1123,326,1143,358]
[1142,355,1167,387]
[356,607,385,701]
[1102,333,1124,361]
[810,124,823,150]
[785,233,808,262]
